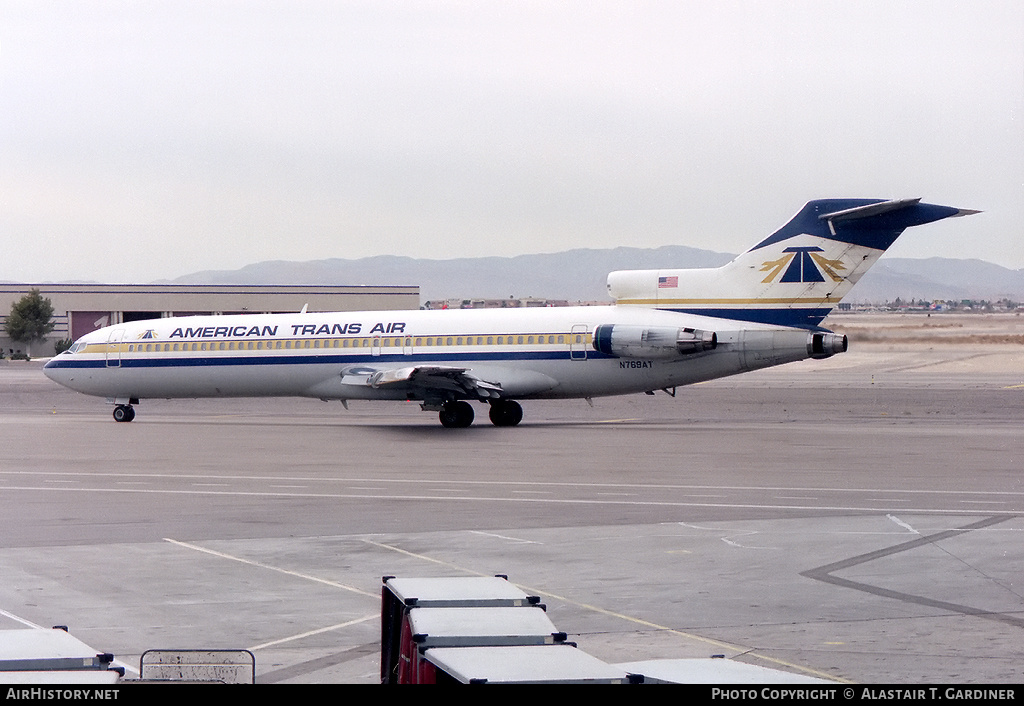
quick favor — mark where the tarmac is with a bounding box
[0,312,1021,684]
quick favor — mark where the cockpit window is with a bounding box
[68,341,87,354]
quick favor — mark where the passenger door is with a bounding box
[105,328,125,368]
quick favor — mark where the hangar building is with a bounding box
[0,283,420,357]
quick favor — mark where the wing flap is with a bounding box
[367,365,503,400]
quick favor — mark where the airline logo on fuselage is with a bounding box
[170,325,280,339]
[167,321,406,339]
[760,247,845,284]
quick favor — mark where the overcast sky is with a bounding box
[2,1,1021,283]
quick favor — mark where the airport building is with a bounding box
[0,283,420,357]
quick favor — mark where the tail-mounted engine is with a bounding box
[808,332,848,359]
[593,324,717,359]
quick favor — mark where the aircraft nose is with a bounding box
[43,356,66,382]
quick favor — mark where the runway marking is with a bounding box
[4,470,1024,498]
[1,483,1020,516]
[162,538,378,599]
[467,530,539,544]
[716,528,769,549]
[886,514,919,534]
[363,539,847,683]
[248,615,378,651]
[676,522,715,530]
[362,539,475,574]
[0,608,44,629]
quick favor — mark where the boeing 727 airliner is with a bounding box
[44,198,977,427]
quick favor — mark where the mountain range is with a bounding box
[161,246,1024,305]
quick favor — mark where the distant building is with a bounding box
[423,297,609,310]
[1,283,418,357]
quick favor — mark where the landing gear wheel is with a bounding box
[488,400,523,427]
[439,401,474,428]
[113,405,136,423]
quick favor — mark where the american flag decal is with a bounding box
[658,276,678,289]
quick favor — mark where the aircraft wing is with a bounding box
[367,365,504,400]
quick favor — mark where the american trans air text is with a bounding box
[168,321,407,339]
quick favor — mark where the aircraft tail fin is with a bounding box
[607,198,979,328]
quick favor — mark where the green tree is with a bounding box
[5,289,56,358]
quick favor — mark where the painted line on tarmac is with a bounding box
[163,538,378,599]
[1,483,1021,515]
[248,615,378,651]
[5,470,1024,498]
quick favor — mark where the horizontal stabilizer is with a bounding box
[818,198,923,222]
[817,198,981,236]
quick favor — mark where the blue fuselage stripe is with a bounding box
[45,349,617,370]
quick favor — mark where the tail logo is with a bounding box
[760,247,846,284]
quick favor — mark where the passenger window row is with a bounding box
[86,333,589,354]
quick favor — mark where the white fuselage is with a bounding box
[42,305,826,404]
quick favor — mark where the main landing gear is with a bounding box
[439,401,474,428]
[488,399,523,427]
[437,400,523,428]
[112,404,136,423]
